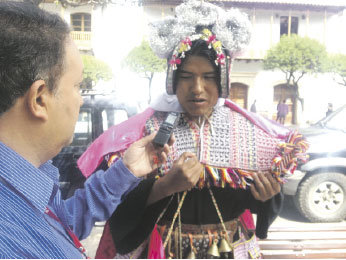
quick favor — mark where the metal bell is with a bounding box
[218,238,232,253]
[207,240,220,257]
[186,250,196,259]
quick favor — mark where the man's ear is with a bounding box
[26,80,52,121]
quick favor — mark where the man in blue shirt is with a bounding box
[0,2,202,258]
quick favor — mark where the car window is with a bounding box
[71,109,92,146]
[325,107,346,131]
[102,109,128,131]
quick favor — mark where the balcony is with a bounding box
[71,31,92,51]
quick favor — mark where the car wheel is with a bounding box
[294,172,346,222]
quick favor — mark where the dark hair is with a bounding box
[0,1,70,114]
[172,39,222,96]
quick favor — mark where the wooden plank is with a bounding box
[258,240,346,250]
[261,249,346,259]
[268,226,346,232]
[263,231,346,240]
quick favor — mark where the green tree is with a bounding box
[122,40,167,104]
[81,54,113,89]
[263,34,328,123]
[327,53,346,87]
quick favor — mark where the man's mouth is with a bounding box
[190,98,206,103]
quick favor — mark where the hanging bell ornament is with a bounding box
[218,238,232,253]
[207,240,220,258]
[186,249,196,259]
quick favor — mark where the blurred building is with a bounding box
[40,0,346,125]
[142,0,346,125]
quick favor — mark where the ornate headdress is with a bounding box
[148,0,252,98]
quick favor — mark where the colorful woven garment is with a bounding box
[142,106,308,189]
[82,99,308,190]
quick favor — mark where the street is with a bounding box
[81,195,346,258]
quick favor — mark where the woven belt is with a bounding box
[158,218,238,236]
[158,219,238,258]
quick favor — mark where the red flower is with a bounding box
[216,53,225,65]
[207,35,216,44]
[182,37,192,46]
[169,55,181,65]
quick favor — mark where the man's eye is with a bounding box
[180,74,192,79]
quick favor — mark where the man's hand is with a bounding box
[250,171,281,202]
[123,132,174,178]
[146,152,203,205]
[163,152,203,194]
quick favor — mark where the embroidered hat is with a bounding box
[148,0,252,98]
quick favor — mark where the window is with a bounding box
[71,109,92,146]
[71,13,91,32]
[280,16,298,36]
[102,109,128,131]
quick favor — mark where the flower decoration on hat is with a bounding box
[169,54,181,70]
[201,29,224,66]
[169,29,226,70]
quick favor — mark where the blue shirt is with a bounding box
[0,142,141,258]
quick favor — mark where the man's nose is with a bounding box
[191,76,203,94]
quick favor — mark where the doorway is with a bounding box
[230,83,248,109]
[273,84,295,125]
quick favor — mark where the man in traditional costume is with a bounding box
[77,0,308,258]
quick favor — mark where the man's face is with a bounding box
[176,55,219,120]
[48,38,83,150]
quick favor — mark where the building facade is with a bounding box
[40,0,346,125]
[142,0,346,125]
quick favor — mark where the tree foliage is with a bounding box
[263,34,328,86]
[81,54,113,89]
[122,40,167,104]
[327,53,346,86]
[263,34,328,122]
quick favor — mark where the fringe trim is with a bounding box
[107,153,120,168]
[199,165,254,189]
[271,130,309,183]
